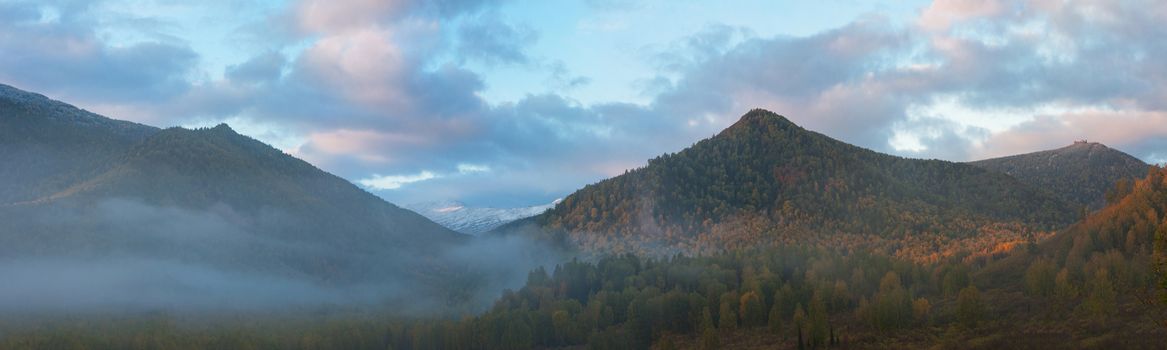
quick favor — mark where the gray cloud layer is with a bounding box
[0,198,560,314]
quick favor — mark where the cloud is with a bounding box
[892,116,990,161]
[353,164,489,191]
[456,13,537,66]
[295,0,408,33]
[0,1,198,104]
[358,171,439,190]
[0,1,42,22]
[295,26,414,108]
[225,51,286,84]
[544,60,592,91]
[0,197,563,313]
[0,259,354,312]
[0,0,699,205]
[5,0,1167,206]
[457,163,491,174]
[917,0,1008,31]
[650,24,755,74]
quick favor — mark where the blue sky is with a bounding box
[2,0,1166,207]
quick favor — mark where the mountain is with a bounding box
[0,84,466,286]
[507,109,1076,258]
[406,199,557,235]
[0,84,157,204]
[969,141,1150,211]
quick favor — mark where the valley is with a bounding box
[1,85,1164,349]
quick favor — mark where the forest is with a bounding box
[4,166,1166,349]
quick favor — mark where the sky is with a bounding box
[1,0,1165,208]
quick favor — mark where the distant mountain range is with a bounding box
[0,83,465,287]
[501,109,1143,260]
[406,200,558,235]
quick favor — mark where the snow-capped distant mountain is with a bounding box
[406,199,558,235]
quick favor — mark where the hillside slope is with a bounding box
[0,84,158,204]
[1037,165,1165,273]
[970,142,1149,211]
[517,109,1075,257]
[0,84,466,287]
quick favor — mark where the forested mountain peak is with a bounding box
[714,109,826,150]
[131,123,297,170]
[725,109,800,131]
[526,109,1075,259]
[970,140,1149,210]
[1044,141,1137,161]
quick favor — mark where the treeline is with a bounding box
[294,204,1167,350]
[5,169,1165,349]
[0,247,978,350]
[4,236,1165,349]
[387,248,980,349]
[0,314,398,350]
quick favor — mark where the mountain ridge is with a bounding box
[969,141,1149,211]
[0,84,163,204]
[511,109,1076,258]
[0,83,467,287]
[0,83,157,135]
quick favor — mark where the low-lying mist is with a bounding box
[0,199,563,318]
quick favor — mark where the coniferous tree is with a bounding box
[627,300,651,350]
[808,294,829,348]
[718,300,738,332]
[793,304,807,349]
[768,299,784,336]
[739,291,767,328]
[956,286,984,329]
[699,308,719,350]
[1025,259,1058,297]
[1083,269,1117,317]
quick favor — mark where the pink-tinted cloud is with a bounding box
[296,0,409,33]
[917,0,1007,31]
[974,109,1167,160]
[297,27,413,108]
[294,129,435,166]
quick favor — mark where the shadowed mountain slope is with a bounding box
[0,84,466,287]
[970,141,1149,211]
